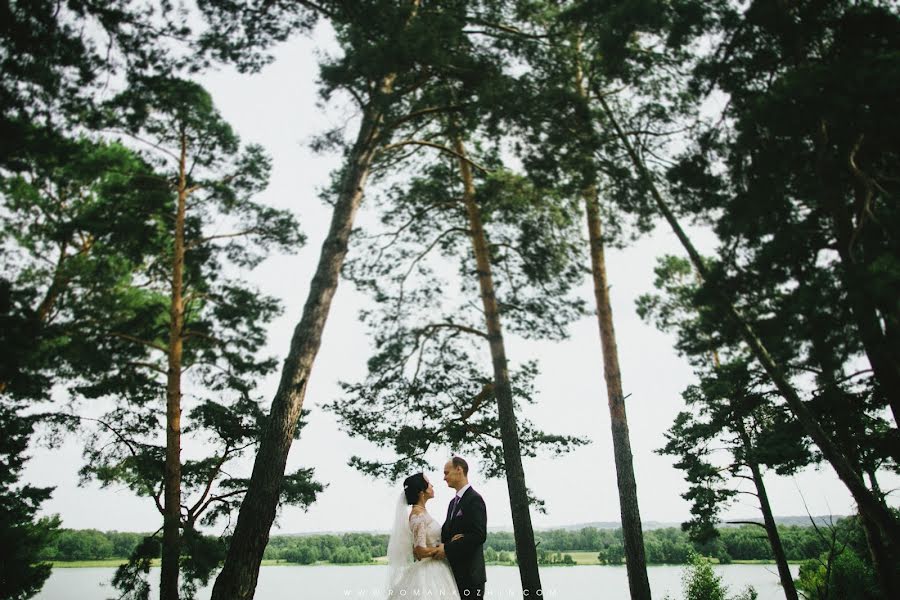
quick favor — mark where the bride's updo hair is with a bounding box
[403,473,428,505]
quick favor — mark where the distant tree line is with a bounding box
[42,523,841,565]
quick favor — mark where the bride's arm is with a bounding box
[410,516,444,559]
[413,543,444,560]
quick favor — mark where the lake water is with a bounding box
[36,564,800,600]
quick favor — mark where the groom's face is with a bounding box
[443,461,463,489]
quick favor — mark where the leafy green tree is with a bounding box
[643,255,814,599]
[199,3,546,595]
[59,76,322,600]
[682,555,728,600]
[1,131,170,399]
[0,4,328,599]
[1,131,168,599]
[490,3,701,593]
[796,515,887,600]
[331,123,589,594]
[661,554,758,600]
[0,405,60,600]
[569,0,900,585]
[606,543,625,566]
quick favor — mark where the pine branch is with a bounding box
[419,322,488,340]
[379,140,490,173]
[385,104,471,129]
[185,228,262,249]
[188,444,233,521]
[109,331,168,353]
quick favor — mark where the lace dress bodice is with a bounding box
[409,510,442,548]
[387,507,458,599]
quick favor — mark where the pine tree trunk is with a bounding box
[161,132,188,600]
[597,96,900,547]
[583,188,652,600]
[209,107,382,600]
[453,135,542,598]
[574,47,651,598]
[750,467,799,600]
[737,426,799,600]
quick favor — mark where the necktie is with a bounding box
[449,495,460,517]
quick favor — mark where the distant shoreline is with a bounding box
[49,558,805,569]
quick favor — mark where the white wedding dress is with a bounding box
[385,505,459,599]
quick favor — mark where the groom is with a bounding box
[436,456,487,598]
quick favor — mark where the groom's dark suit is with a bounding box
[441,486,487,598]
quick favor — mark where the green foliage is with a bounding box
[634,0,900,481]
[663,554,757,600]
[0,405,60,600]
[1,132,170,403]
[682,556,728,600]
[331,155,589,484]
[41,522,844,568]
[795,514,891,600]
[537,549,576,565]
[797,552,881,600]
[2,60,317,600]
[110,536,160,600]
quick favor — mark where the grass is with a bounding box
[565,551,602,565]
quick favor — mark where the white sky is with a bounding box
[23,24,896,535]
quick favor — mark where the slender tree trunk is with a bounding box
[737,426,799,600]
[453,135,542,598]
[583,187,652,600]
[573,46,651,600]
[597,96,900,547]
[209,107,383,600]
[161,132,188,600]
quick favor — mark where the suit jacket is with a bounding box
[441,486,487,585]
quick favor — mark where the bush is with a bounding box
[283,544,320,565]
[796,550,881,600]
[683,556,728,600]
[663,555,757,600]
[331,545,370,564]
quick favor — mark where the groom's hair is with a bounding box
[451,456,469,475]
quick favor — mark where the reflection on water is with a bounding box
[37,563,799,600]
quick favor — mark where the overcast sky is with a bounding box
[23,24,897,535]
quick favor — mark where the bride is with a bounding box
[385,473,460,598]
